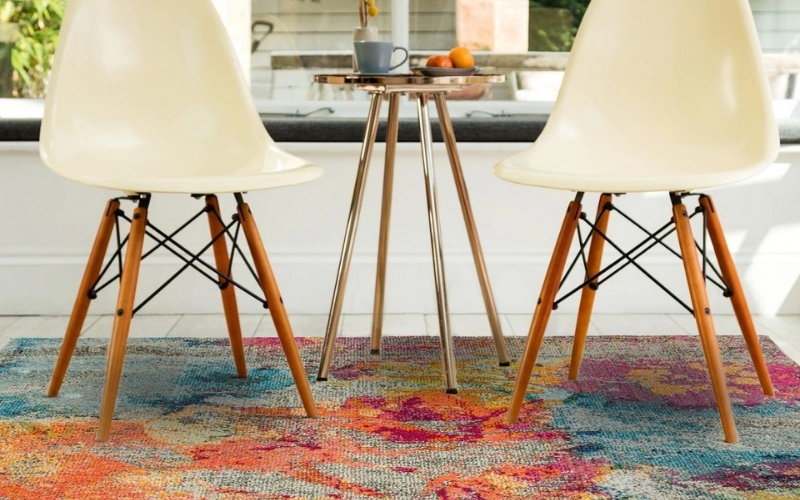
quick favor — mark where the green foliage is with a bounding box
[528,7,573,52]
[1,0,65,98]
[529,0,591,27]
[528,0,591,52]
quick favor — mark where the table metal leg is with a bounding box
[317,92,384,381]
[370,93,402,354]
[417,93,458,393]
[433,93,511,366]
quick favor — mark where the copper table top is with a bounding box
[313,72,505,93]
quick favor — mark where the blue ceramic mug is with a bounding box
[353,41,409,74]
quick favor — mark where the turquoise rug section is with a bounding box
[0,335,799,499]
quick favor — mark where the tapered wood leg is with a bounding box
[699,195,773,396]
[97,203,148,442]
[673,196,738,443]
[371,93,401,354]
[569,194,612,380]
[48,200,120,398]
[237,199,318,418]
[206,195,247,378]
[507,196,583,424]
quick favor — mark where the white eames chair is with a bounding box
[40,0,321,440]
[496,0,778,444]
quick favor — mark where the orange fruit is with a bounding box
[426,55,454,68]
[448,47,474,68]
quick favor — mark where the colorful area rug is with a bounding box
[1,335,799,499]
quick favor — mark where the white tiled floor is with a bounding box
[82,314,181,339]
[167,314,262,339]
[346,314,429,337]
[0,315,100,338]
[668,313,741,335]
[591,314,687,336]
[0,315,18,334]
[423,314,512,337]
[506,313,602,337]
[254,313,331,338]
[1,313,798,363]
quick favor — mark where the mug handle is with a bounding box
[389,47,409,71]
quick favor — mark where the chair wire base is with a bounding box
[88,193,271,316]
[506,190,774,444]
[553,192,730,316]
[48,191,319,441]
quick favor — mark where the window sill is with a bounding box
[3,99,800,144]
[3,116,800,145]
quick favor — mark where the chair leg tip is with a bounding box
[499,361,511,367]
[46,379,63,398]
[316,377,328,382]
[445,388,458,395]
[370,349,381,355]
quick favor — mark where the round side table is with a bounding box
[314,73,510,394]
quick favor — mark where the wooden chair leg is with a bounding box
[97,203,148,441]
[48,200,120,398]
[569,194,612,380]
[699,195,774,396]
[673,196,738,443]
[237,199,319,418]
[206,195,247,378]
[507,196,582,424]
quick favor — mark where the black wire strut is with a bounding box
[87,193,270,317]
[209,207,262,290]
[552,192,732,316]
[611,201,728,292]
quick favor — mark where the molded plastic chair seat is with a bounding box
[494,135,771,193]
[38,0,322,195]
[495,0,777,195]
[40,0,320,441]
[55,150,322,194]
[498,0,778,445]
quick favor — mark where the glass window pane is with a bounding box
[2,1,799,106]
[250,1,800,109]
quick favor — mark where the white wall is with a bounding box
[2,141,800,318]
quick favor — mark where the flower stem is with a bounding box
[359,0,367,27]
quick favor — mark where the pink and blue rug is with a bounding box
[1,335,799,499]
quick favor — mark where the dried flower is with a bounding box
[359,0,379,28]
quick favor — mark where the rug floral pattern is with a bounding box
[1,335,799,499]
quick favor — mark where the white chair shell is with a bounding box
[494,0,778,193]
[39,0,322,194]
